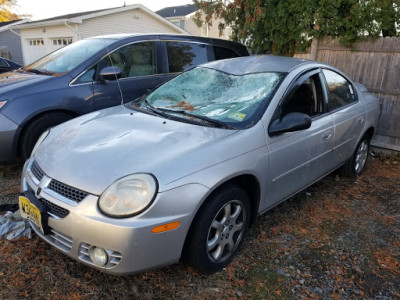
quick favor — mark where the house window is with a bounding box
[29,39,44,46]
[170,20,186,29]
[171,20,180,27]
[52,38,73,46]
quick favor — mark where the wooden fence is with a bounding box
[295,37,400,152]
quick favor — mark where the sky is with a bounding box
[14,0,194,20]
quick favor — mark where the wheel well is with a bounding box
[221,175,261,224]
[365,127,375,141]
[197,175,261,226]
[17,110,78,157]
[181,174,261,263]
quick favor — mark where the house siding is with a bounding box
[18,7,184,65]
[0,30,24,65]
[171,15,231,40]
[78,9,182,39]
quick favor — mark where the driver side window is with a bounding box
[281,73,324,118]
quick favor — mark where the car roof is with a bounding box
[89,33,223,42]
[201,55,316,74]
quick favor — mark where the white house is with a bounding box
[156,4,232,40]
[12,4,187,65]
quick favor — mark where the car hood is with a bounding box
[0,71,51,93]
[34,105,239,195]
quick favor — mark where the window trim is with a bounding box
[271,68,327,123]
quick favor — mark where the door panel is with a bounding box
[331,104,366,164]
[267,115,335,206]
[265,71,336,207]
[322,69,366,165]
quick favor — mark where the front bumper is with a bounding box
[21,159,209,275]
[0,113,19,163]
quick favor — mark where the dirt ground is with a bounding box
[0,153,399,299]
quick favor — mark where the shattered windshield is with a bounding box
[25,38,115,75]
[138,67,284,129]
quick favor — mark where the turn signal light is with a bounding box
[152,221,180,233]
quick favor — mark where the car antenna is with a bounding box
[102,35,125,106]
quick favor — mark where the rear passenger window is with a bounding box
[213,46,239,60]
[166,42,209,73]
[323,69,357,110]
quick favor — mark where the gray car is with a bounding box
[20,55,380,275]
[0,34,248,163]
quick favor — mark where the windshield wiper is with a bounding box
[157,107,235,129]
[142,99,171,119]
[26,68,53,76]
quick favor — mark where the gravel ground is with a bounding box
[0,153,399,299]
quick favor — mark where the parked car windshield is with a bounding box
[25,38,116,75]
[139,67,284,129]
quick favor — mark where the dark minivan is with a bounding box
[0,34,249,162]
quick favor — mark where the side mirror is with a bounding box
[99,66,122,81]
[269,112,312,136]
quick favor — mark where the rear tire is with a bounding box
[183,185,250,274]
[340,134,370,178]
[20,113,73,160]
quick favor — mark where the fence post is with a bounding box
[310,38,319,60]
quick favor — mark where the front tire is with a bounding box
[341,134,370,177]
[184,185,250,274]
[20,113,73,160]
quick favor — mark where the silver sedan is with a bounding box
[19,55,380,275]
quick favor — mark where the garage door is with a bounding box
[26,39,46,64]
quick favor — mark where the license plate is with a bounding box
[19,195,47,234]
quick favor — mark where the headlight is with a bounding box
[31,129,50,157]
[0,100,7,109]
[99,174,158,217]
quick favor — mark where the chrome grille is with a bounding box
[26,185,70,219]
[48,179,88,203]
[79,243,122,269]
[41,198,69,218]
[31,160,44,181]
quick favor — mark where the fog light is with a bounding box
[89,247,108,267]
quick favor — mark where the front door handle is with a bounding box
[323,130,333,141]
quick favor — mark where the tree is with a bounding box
[194,0,400,56]
[0,0,20,22]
